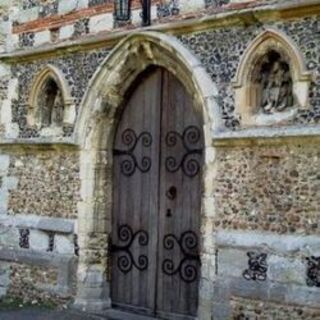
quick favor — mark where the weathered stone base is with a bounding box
[212,230,320,319]
[231,298,320,320]
[0,248,77,307]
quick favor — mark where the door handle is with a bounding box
[166,186,177,200]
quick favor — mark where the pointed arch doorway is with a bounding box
[111,66,204,319]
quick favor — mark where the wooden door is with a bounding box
[111,67,203,319]
[111,68,162,314]
[156,70,202,319]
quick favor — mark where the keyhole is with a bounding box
[166,209,172,217]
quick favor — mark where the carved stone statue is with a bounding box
[259,51,294,114]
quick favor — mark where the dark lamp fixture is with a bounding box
[141,0,151,26]
[114,0,131,21]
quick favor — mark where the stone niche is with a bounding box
[27,65,76,137]
[233,29,312,127]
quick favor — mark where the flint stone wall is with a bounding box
[179,15,320,130]
[0,2,319,318]
[213,143,320,234]
[0,150,79,305]
[7,151,80,218]
[231,298,320,320]
[1,15,318,141]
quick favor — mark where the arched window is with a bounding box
[37,77,64,128]
[28,65,75,135]
[233,29,312,127]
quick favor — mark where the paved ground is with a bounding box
[0,308,156,320]
[0,309,106,320]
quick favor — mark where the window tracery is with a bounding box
[28,65,76,137]
[37,77,64,128]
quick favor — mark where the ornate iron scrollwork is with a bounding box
[19,228,30,249]
[243,252,268,282]
[114,129,152,177]
[306,256,320,287]
[111,224,149,274]
[165,126,202,178]
[162,231,200,283]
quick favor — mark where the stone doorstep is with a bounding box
[103,309,197,320]
[104,309,158,320]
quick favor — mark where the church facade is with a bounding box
[0,0,319,319]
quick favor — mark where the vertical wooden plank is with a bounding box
[111,68,162,314]
[157,69,203,318]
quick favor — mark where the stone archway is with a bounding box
[73,31,219,319]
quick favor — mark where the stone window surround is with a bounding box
[233,28,312,128]
[28,64,76,137]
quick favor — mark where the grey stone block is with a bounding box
[268,282,288,302]
[2,176,18,190]
[73,297,111,313]
[0,191,8,215]
[55,235,74,254]
[268,255,306,285]
[59,25,74,40]
[58,0,88,14]
[80,268,106,289]
[286,285,320,308]
[13,7,38,24]
[0,286,7,297]
[29,230,49,251]
[0,226,19,248]
[216,230,320,256]
[212,303,231,320]
[213,279,231,302]
[0,155,10,175]
[229,277,269,300]
[218,248,248,278]
[0,248,75,268]
[0,269,9,287]
[37,217,74,234]
[58,0,78,14]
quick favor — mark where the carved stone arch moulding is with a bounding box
[28,65,76,136]
[233,28,312,127]
[73,31,219,316]
[75,31,221,149]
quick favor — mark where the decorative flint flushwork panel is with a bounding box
[243,252,268,282]
[179,16,320,130]
[306,256,320,288]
